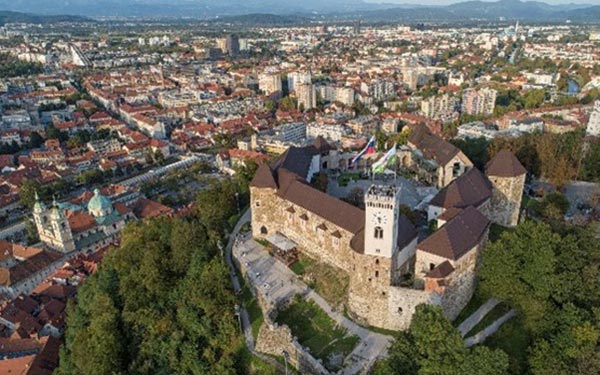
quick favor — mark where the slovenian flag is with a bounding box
[350,136,376,165]
[372,144,397,174]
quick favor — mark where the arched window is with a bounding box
[260,226,268,235]
[374,226,383,239]
[375,259,379,265]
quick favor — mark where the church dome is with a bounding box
[87,189,113,217]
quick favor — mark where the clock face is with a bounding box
[371,211,387,225]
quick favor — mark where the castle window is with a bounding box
[397,307,403,315]
[374,226,383,239]
[260,226,268,235]
[375,259,379,265]
[429,263,436,271]
[255,201,261,207]
[452,162,461,177]
[375,271,379,278]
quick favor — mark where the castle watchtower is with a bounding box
[364,185,401,259]
[485,150,526,227]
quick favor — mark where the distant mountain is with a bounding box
[0,10,92,25]
[0,0,598,22]
[214,13,312,26]
[350,0,600,22]
[0,0,385,18]
[553,5,600,21]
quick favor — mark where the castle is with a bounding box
[250,134,526,330]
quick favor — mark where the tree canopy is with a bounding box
[374,304,509,375]
[56,216,243,375]
[479,220,600,375]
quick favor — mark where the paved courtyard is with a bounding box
[233,236,393,375]
[328,173,437,210]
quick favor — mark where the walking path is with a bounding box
[224,209,287,373]
[465,309,517,347]
[456,298,500,337]
[306,291,392,375]
[233,230,392,375]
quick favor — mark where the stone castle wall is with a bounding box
[251,187,356,273]
[487,174,525,227]
[255,316,331,375]
[251,185,482,331]
[252,186,411,329]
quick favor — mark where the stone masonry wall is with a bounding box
[487,174,525,227]
[252,186,408,330]
[251,185,482,331]
[386,286,442,330]
[256,313,331,375]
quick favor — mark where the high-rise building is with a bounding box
[239,38,249,51]
[421,94,459,121]
[216,38,227,53]
[360,79,396,101]
[353,20,361,35]
[288,72,312,93]
[587,100,600,137]
[316,86,355,106]
[226,34,240,57]
[461,87,498,116]
[259,72,282,95]
[296,83,317,111]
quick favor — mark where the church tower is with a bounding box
[33,192,48,236]
[485,150,527,227]
[364,185,401,258]
[48,198,76,253]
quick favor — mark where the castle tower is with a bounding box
[364,185,401,259]
[485,150,527,227]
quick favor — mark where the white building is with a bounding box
[421,94,458,122]
[259,72,282,95]
[288,72,311,93]
[461,87,498,116]
[296,83,316,111]
[306,122,350,142]
[587,100,600,137]
[317,86,355,106]
[275,122,307,143]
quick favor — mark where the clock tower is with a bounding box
[364,184,401,258]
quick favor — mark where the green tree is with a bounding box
[582,139,600,182]
[57,217,243,375]
[452,137,491,170]
[374,305,509,375]
[24,219,39,245]
[46,125,67,142]
[523,89,546,109]
[19,180,42,209]
[480,221,559,331]
[540,192,570,220]
[28,131,44,148]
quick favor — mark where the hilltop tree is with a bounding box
[374,305,509,375]
[56,217,242,375]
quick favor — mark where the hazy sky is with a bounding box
[364,0,600,4]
